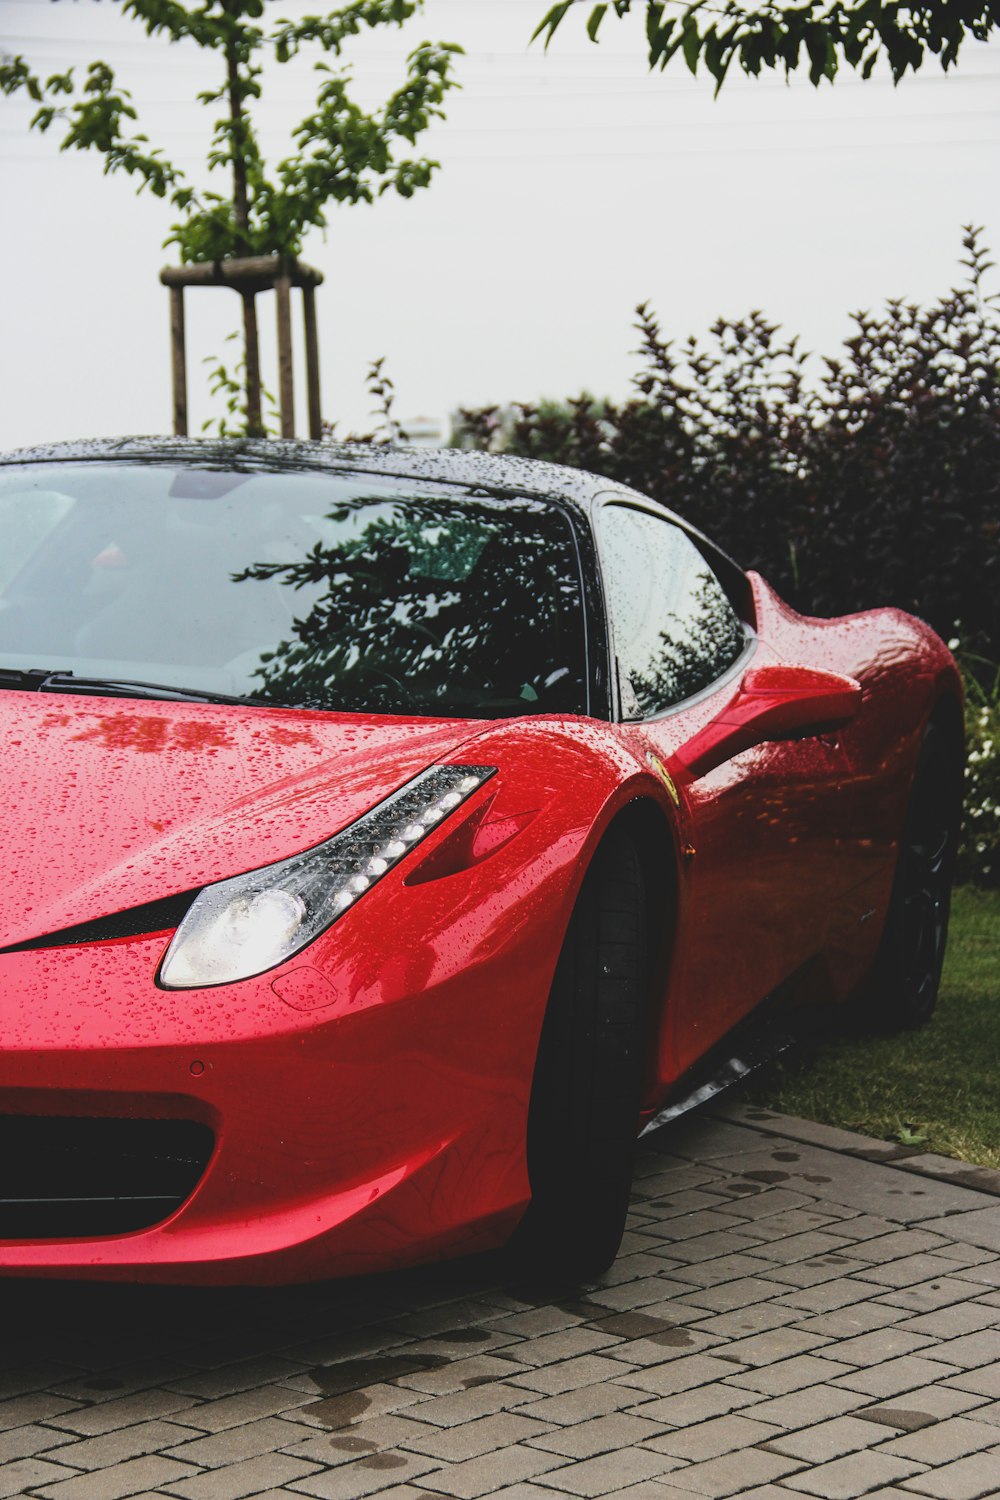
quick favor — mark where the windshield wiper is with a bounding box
[0,668,259,706]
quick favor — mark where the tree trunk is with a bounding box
[224,14,264,436]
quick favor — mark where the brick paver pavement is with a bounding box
[3,1104,1000,1500]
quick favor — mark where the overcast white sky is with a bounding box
[2,0,999,448]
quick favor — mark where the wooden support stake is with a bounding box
[275,272,295,438]
[169,286,188,437]
[242,291,263,437]
[302,284,323,440]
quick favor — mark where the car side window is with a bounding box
[597,504,746,717]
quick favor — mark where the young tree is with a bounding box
[1,1,461,432]
[534,1,999,89]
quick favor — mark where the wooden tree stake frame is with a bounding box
[160,256,325,440]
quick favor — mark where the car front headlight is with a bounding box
[158,764,497,989]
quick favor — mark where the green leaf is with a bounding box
[681,19,702,74]
[531,2,576,47]
[587,5,609,42]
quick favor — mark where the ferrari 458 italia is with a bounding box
[0,438,962,1283]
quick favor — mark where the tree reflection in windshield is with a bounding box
[233,495,588,718]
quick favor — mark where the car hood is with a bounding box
[1,691,485,948]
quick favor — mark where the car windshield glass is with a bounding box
[0,463,588,718]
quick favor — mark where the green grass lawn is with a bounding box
[741,886,1000,1168]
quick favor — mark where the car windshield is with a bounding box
[0,462,588,717]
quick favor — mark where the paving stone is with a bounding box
[625,1381,765,1427]
[647,1411,782,1460]
[396,1381,532,1430]
[675,1278,782,1312]
[648,1444,804,1495]
[34,1455,200,1500]
[614,1354,747,1397]
[958,1399,1000,1428]
[52,1362,196,1406]
[167,1357,308,1401]
[164,1414,319,1467]
[498,1328,621,1367]
[722,1189,830,1222]
[402,1411,553,1463]
[728,1354,855,1396]
[853,1231,951,1263]
[896,1305,1000,1339]
[0,1459,80,1499]
[931,1246,996,1269]
[285,1449,440,1500]
[749,1231,858,1263]
[931,1332,1000,1369]
[588,1311,700,1342]
[780,1450,926,1498]
[879,1281,992,1315]
[506,1354,636,1396]
[951,1262,1000,1289]
[0,1393,83,1431]
[765,1257,871,1290]
[653,1118,776,1160]
[46,1388,208,1439]
[834,1356,959,1398]
[528,1410,666,1458]
[858,1256,984,1291]
[584,1276,698,1311]
[645,1192,739,1224]
[655,1230,764,1263]
[532,1446,682,1495]
[602,1330,720,1368]
[943,1365,1000,1399]
[856,1388,989,1428]
[384,1442,563,1499]
[638,1209,749,1242]
[745,1385,872,1428]
[732,1209,846,1242]
[816,1328,935,1365]
[710,1327,831,1367]
[514,1382,655,1427]
[690,1305,803,1341]
[485,1308,588,1339]
[288,1381,429,1430]
[901,1447,1000,1498]
[876,1416,1000,1464]
[4,1423,80,1461]
[773,1279,882,1314]
[796,1303,910,1338]
[862,1491,934,1500]
[670,1253,776,1288]
[598,1251,686,1285]
[282,1412,438,1467]
[918,1210,1000,1253]
[43,1418,203,1471]
[769,1414,907,1461]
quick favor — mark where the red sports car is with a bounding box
[0,438,962,1284]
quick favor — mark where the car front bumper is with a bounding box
[0,874,564,1284]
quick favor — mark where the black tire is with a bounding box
[510,825,648,1282]
[864,721,962,1033]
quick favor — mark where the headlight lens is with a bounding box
[158,764,496,988]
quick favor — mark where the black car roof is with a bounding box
[0,435,622,512]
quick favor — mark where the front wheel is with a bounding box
[510,825,648,1282]
[863,721,962,1033]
